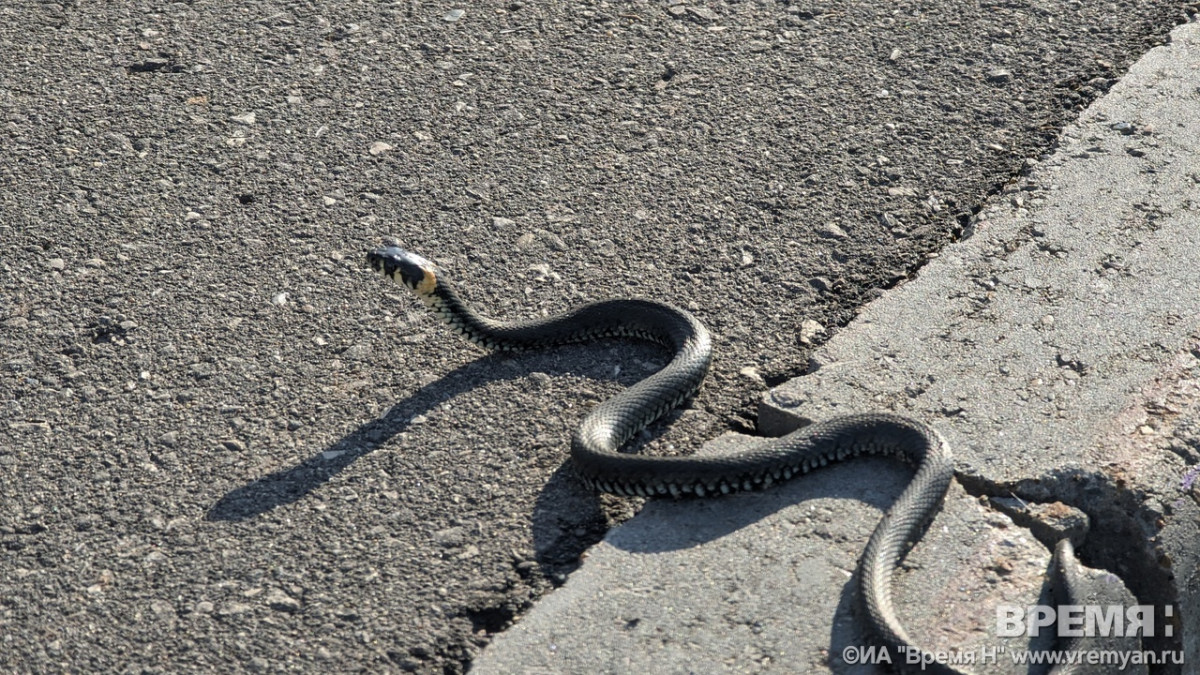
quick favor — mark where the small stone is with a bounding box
[194,601,215,613]
[540,230,567,252]
[48,258,66,271]
[321,450,345,460]
[272,292,289,306]
[4,317,28,329]
[368,141,393,156]
[809,277,832,293]
[84,258,105,268]
[592,239,617,257]
[986,68,1012,83]
[322,196,337,206]
[360,192,381,202]
[886,186,918,197]
[231,112,256,125]
[798,319,825,345]
[686,6,718,22]
[157,431,179,447]
[265,589,301,612]
[739,366,765,386]
[528,372,552,389]
[343,344,369,359]
[217,602,253,616]
[818,223,848,239]
[443,9,465,22]
[889,48,902,61]
[515,232,538,251]
[434,526,466,548]
[220,439,246,452]
[492,216,516,228]
[185,211,204,221]
[150,600,176,618]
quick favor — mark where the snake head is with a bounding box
[367,246,439,297]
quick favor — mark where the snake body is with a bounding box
[367,245,1094,674]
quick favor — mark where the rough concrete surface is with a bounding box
[0,1,1193,674]
[476,17,1200,675]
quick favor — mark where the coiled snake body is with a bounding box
[367,245,1083,674]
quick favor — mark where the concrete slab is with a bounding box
[474,20,1200,675]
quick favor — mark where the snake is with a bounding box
[367,245,1115,674]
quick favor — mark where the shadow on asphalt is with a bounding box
[205,345,662,523]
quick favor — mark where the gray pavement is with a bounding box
[474,19,1200,674]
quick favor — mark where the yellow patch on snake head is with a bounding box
[416,267,437,296]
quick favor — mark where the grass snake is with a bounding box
[368,245,1119,674]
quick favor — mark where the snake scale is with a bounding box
[368,245,1107,675]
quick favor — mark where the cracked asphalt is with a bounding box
[0,1,1191,672]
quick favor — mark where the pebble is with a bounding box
[592,239,617,257]
[369,141,393,156]
[443,9,464,22]
[220,439,246,452]
[434,526,466,547]
[540,230,567,252]
[48,258,66,271]
[231,112,257,125]
[818,223,848,239]
[272,292,289,306]
[492,216,516,228]
[986,68,1012,83]
[515,233,537,251]
[798,319,825,345]
[738,366,765,386]
[265,589,301,612]
[217,602,253,616]
[343,344,369,359]
[157,431,179,447]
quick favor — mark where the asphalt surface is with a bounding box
[0,1,1192,673]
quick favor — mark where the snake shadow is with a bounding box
[205,343,669,523]
[594,457,922,673]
